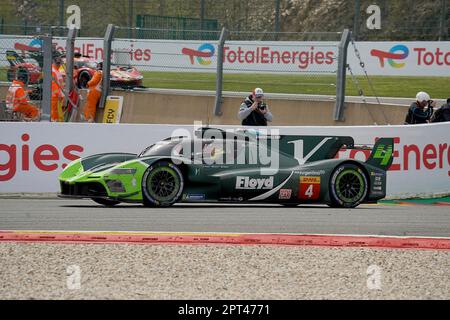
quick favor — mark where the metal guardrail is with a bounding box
[334,29,351,122]
[100,24,115,109]
[41,35,52,121]
[213,27,227,116]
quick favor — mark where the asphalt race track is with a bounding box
[0,198,449,237]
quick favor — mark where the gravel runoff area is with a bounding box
[0,242,449,300]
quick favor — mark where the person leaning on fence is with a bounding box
[404,91,435,125]
[51,53,65,122]
[431,98,450,123]
[83,61,103,123]
[238,88,273,126]
[5,71,40,121]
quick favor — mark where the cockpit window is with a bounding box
[138,140,174,157]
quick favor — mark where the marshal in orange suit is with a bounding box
[83,62,103,123]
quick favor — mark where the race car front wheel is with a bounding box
[142,161,184,207]
[329,163,368,209]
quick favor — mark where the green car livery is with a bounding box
[58,128,394,208]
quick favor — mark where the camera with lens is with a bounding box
[258,102,267,110]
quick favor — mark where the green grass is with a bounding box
[2,67,449,99]
[379,196,450,205]
[143,72,450,99]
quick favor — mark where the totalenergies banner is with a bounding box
[2,35,449,76]
[348,41,450,76]
[0,122,449,198]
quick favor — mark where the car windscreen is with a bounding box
[138,140,182,157]
[75,61,97,69]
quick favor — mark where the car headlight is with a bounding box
[110,168,137,175]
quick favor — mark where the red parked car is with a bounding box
[6,50,42,85]
[6,45,144,90]
[72,55,144,89]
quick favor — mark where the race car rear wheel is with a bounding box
[329,163,368,209]
[142,161,184,207]
[92,198,120,207]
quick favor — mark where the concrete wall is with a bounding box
[99,89,408,126]
[0,84,408,125]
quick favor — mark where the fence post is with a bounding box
[439,0,448,41]
[41,35,53,121]
[65,27,78,121]
[59,0,65,36]
[128,0,134,38]
[333,29,351,122]
[353,0,360,41]
[274,0,281,40]
[200,0,205,30]
[100,24,115,109]
[213,27,228,116]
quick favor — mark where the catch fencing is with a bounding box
[1,0,448,41]
[0,35,44,121]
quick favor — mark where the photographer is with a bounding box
[238,88,273,126]
[431,98,450,123]
[404,91,435,125]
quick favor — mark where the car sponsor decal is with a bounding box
[298,176,321,200]
[279,189,292,200]
[249,172,294,201]
[219,196,244,202]
[294,170,325,176]
[370,171,384,192]
[235,176,274,190]
[183,194,206,201]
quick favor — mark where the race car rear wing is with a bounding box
[365,138,394,171]
[6,50,25,66]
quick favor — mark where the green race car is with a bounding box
[58,127,394,208]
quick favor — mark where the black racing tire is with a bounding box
[329,163,368,209]
[142,161,184,207]
[92,198,120,207]
[78,71,91,89]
